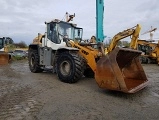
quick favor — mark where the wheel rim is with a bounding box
[60,61,71,76]
[30,55,35,67]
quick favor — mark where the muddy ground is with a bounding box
[0,60,159,120]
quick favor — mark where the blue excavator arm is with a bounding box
[96,0,105,43]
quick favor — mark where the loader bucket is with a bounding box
[95,47,149,93]
[0,53,9,65]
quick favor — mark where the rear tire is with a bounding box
[28,50,43,73]
[56,52,83,83]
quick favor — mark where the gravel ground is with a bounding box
[0,60,159,120]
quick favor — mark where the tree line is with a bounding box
[4,37,28,48]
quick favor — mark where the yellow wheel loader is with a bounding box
[0,37,11,65]
[28,0,148,93]
[146,41,159,65]
[154,41,159,65]
[28,20,148,93]
[137,39,159,64]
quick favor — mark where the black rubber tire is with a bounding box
[56,52,83,83]
[146,58,151,64]
[28,50,43,73]
[139,57,143,64]
[83,68,94,78]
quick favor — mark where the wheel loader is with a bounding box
[153,41,159,65]
[28,19,148,93]
[137,39,159,64]
[28,0,148,93]
[0,37,12,65]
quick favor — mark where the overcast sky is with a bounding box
[0,0,159,44]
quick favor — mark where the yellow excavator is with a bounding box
[0,37,12,65]
[105,25,141,53]
[28,0,148,93]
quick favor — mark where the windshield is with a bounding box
[58,22,83,41]
[58,22,74,40]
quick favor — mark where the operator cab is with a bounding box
[45,19,83,49]
[138,44,152,55]
[0,37,5,51]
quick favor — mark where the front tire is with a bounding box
[56,52,83,83]
[28,50,43,73]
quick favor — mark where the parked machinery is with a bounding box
[156,41,159,65]
[28,0,148,93]
[28,22,148,93]
[137,39,159,64]
[0,37,12,65]
[32,33,44,45]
